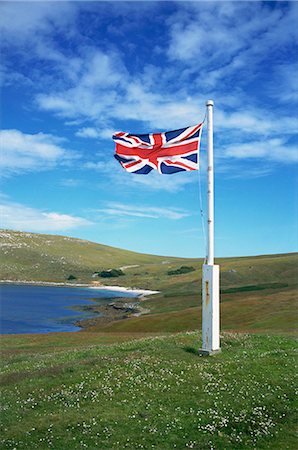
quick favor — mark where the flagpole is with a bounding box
[206,100,214,266]
[199,100,221,356]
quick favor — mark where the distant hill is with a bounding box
[0,229,297,293]
[0,229,181,285]
[1,229,297,335]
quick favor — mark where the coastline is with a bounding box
[0,280,159,333]
[0,279,159,297]
[88,285,159,298]
[74,286,158,330]
[74,299,150,331]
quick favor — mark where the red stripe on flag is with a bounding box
[152,133,163,148]
[124,159,143,169]
[116,141,198,158]
[182,123,203,141]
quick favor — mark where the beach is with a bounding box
[0,279,159,296]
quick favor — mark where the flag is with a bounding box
[113,123,203,174]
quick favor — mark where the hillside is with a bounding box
[1,231,297,448]
[0,229,181,285]
[1,229,297,289]
[1,229,297,335]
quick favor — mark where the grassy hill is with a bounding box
[0,229,181,284]
[1,230,297,448]
[1,229,297,290]
[1,229,297,336]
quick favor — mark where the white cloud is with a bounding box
[216,109,298,135]
[0,129,77,175]
[167,2,296,69]
[227,166,274,180]
[37,75,207,133]
[165,1,298,126]
[268,62,298,103]
[34,45,297,153]
[0,65,34,88]
[0,201,92,232]
[97,128,117,140]
[16,1,293,160]
[83,160,116,173]
[3,1,297,179]
[75,127,115,140]
[0,2,77,42]
[83,158,198,192]
[223,139,298,163]
[36,49,128,120]
[128,170,197,193]
[0,2,84,88]
[76,127,100,139]
[98,203,189,220]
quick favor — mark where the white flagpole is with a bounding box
[199,100,221,356]
[206,100,214,266]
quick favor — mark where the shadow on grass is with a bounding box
[183,345,198,355]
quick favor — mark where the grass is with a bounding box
[79,285,296,337]
[2,230,297,337]
[1,230,297,337]
[0,332,297,449]
[1,230,297,448]
[1,230,297,292]
[0,229,181,284]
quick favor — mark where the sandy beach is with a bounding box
[88,285,159,297]
[0,279,159,297]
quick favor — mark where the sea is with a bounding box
[0,283,136,334]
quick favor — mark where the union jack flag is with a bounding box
[113,123,203,174]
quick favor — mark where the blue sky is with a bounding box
[1,1,297,258]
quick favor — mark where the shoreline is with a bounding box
[0,279,159,297]
[0,280,159,333]
[74,299,150,331]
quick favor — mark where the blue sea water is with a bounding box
[0,284,136,334]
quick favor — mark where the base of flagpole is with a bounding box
[198,348,221,357]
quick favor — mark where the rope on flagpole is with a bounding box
[202,110,207,125]
[199,111,208,263]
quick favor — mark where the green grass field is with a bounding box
[0,230,297,449]
[1,332,297,449]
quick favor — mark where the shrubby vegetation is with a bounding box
[67,274,77,280]
[167,266,195,276]
[98,268,125,278]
